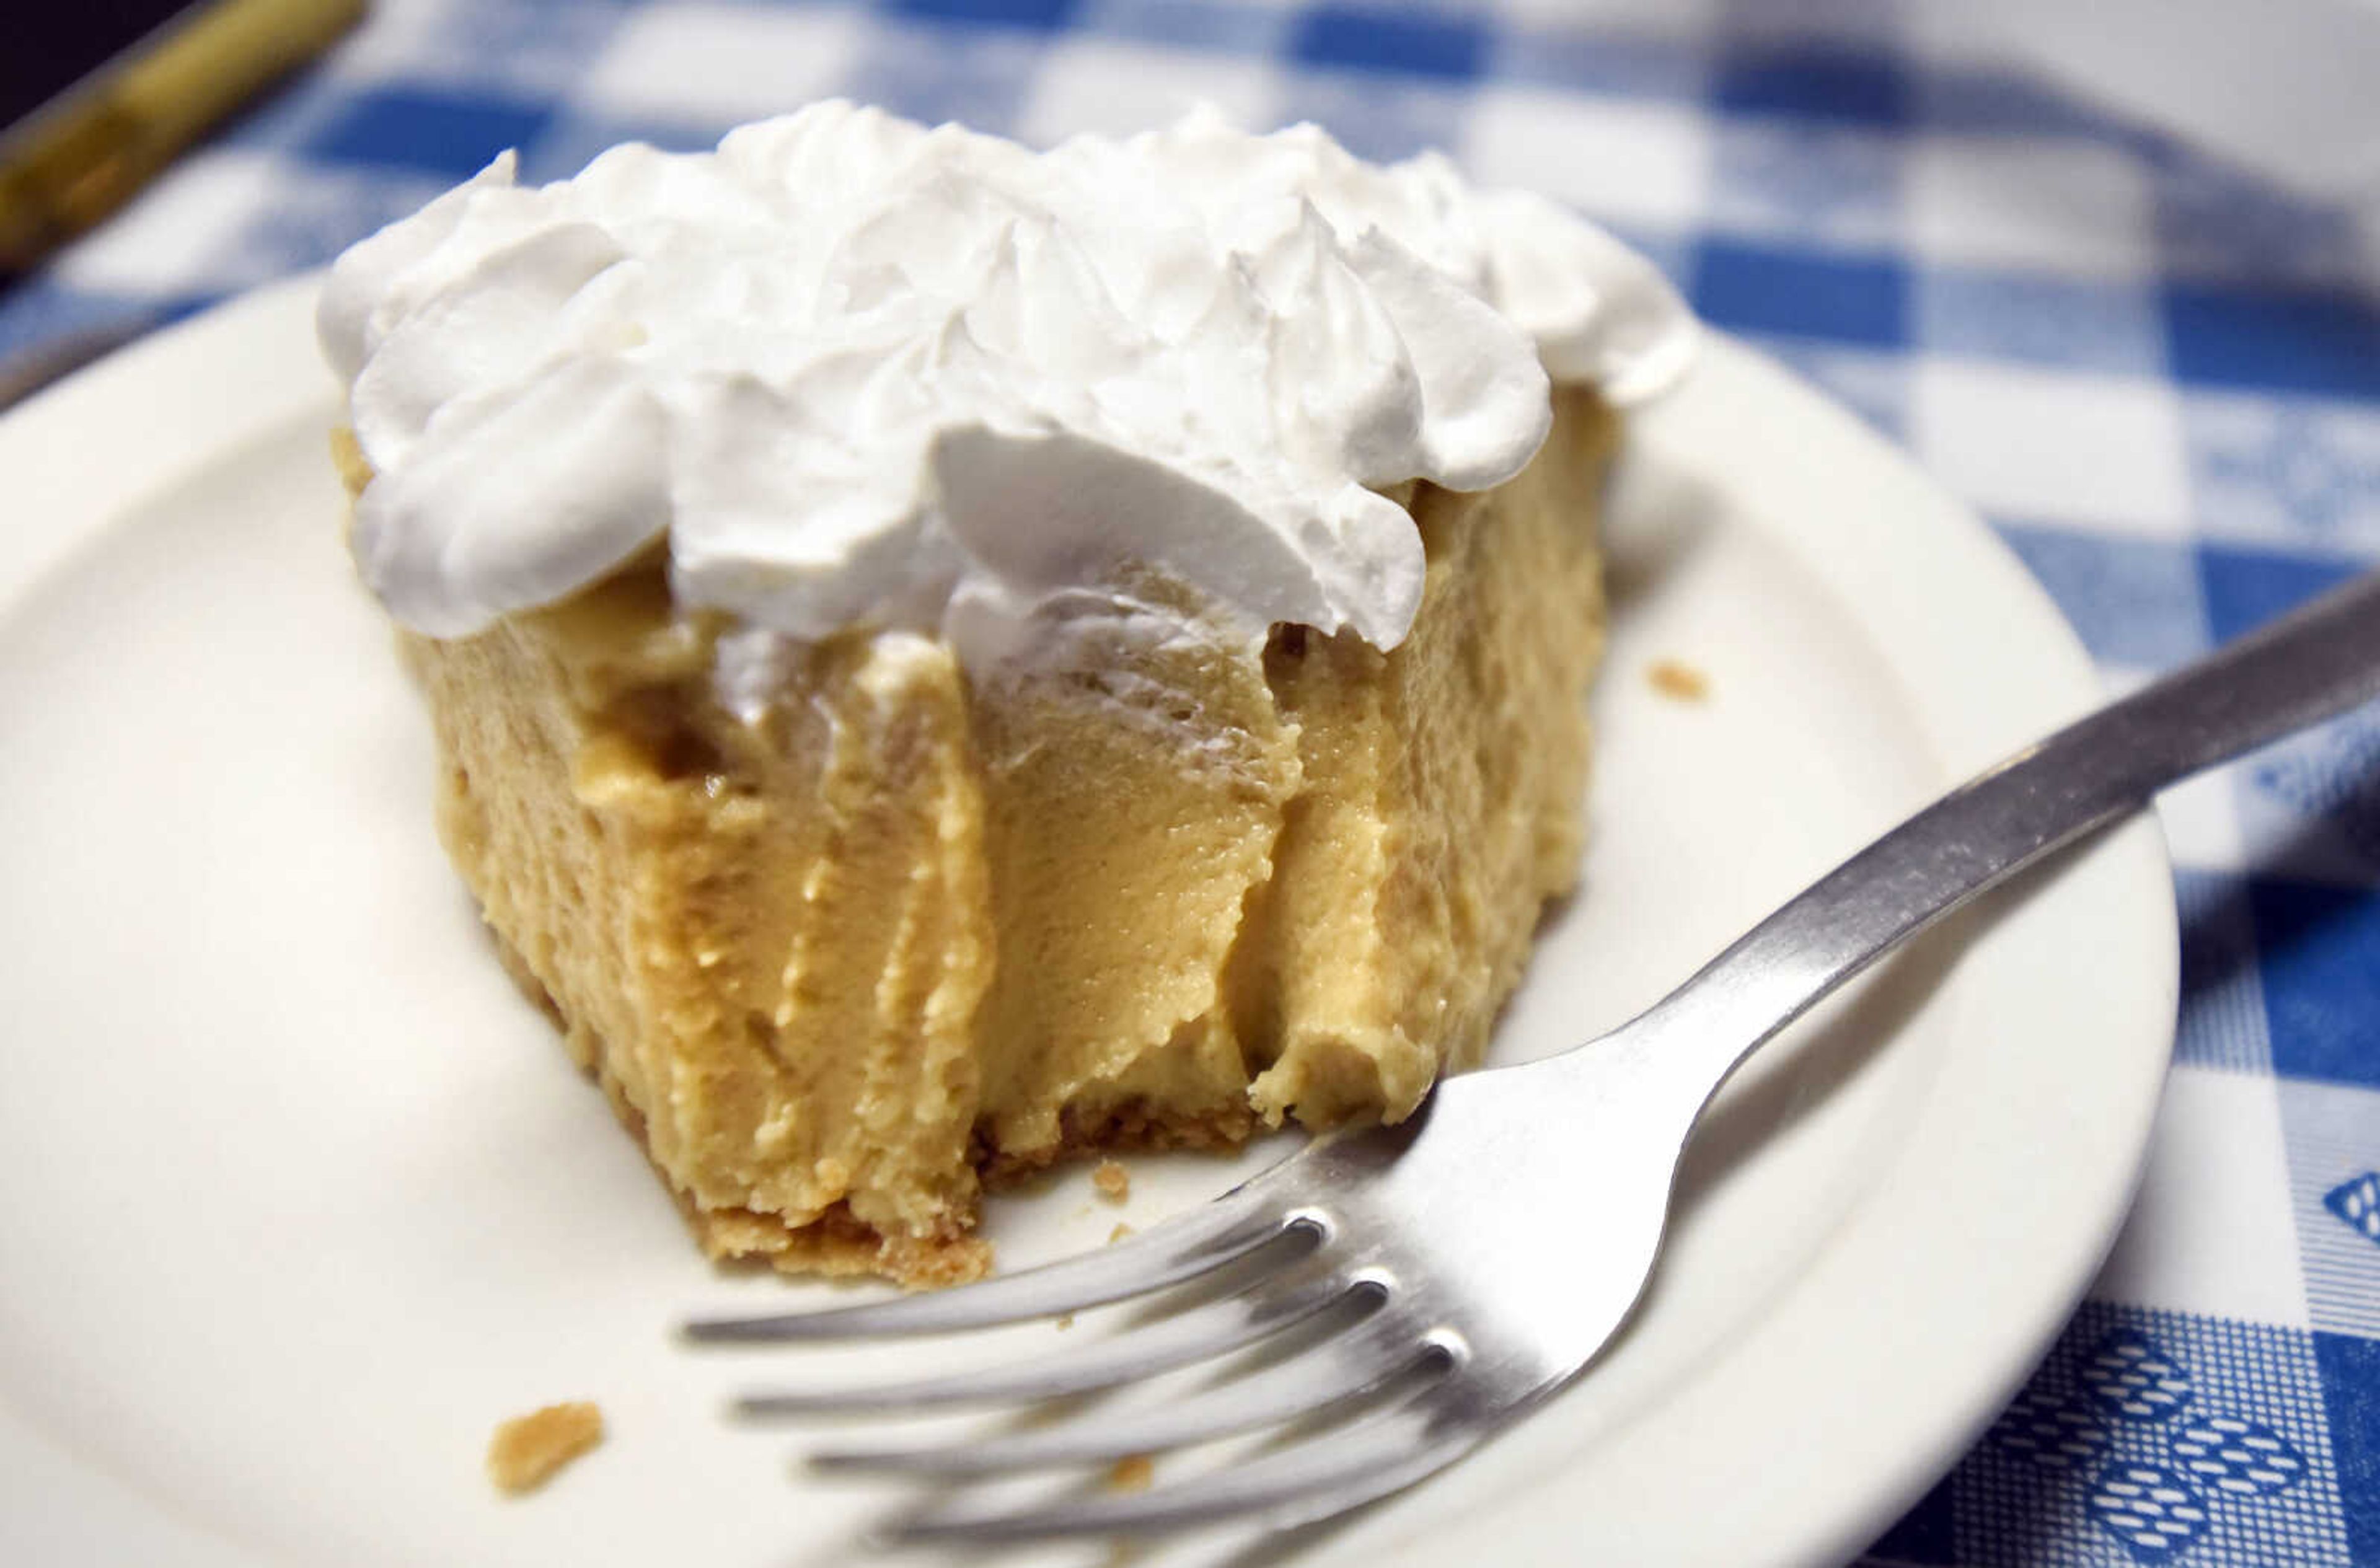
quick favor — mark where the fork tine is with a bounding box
[738,1266,1360,1414]
[877,1397,1482,1543]
[684,1183,1297,1342]
[809,1313,1447,1474]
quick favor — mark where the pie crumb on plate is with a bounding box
[486,1401,604,1495]
[1648,658,1712,702]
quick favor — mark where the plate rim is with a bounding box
[1429,333,2179,1567]
[0,278,2179,1568]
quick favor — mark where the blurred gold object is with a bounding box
[0,0,366,272]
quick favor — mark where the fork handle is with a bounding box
[1621,566,2380,1098]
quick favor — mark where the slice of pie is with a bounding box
[321,102,1694,1286]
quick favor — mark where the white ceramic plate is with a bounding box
[0,277,2176,1567]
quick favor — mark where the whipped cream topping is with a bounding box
[322,102,1695,663]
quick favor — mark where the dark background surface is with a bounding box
[2,1,201,131]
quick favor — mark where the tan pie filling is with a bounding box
[342,387,1616,1286]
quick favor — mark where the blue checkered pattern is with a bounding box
[5,1,2378,1560]
[1875,1304,2365,1566]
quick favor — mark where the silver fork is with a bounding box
[685,566,2380,1547]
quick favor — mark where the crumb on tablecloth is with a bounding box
[487,1401,604,1495]
[1093,1159,1130,1201]
[1109,1221,1135,1244]
[1109,1454,1155,1492]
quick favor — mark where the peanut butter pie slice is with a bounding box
[320,102,1695,1285]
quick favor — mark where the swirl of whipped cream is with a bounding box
[320,102,1695,658]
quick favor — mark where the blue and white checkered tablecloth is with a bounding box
[8,1,2378,1561]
